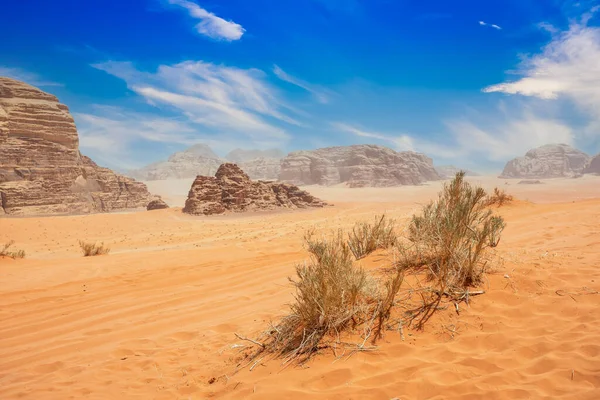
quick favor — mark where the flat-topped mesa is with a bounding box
[278,144,440,187]
[500,144,590,179]
[183,163,326,215]
[0,77,152,215]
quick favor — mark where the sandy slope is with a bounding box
[1,177,599,399]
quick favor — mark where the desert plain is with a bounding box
[1,175,600,399]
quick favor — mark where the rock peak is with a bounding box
[183,163,326,215]
[500,144,590,179]
[0,78,152,215]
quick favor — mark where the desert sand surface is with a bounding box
[1,177,600,399]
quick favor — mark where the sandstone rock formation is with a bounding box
[500,144,590,179]
[518,180,543,185]
[279,145,440,187]
[0,77,152,215]
[585,153,600,175]
[435,165,479,179]
[147,198,170,211]
[183,163,326,215]
[129,146,283,181]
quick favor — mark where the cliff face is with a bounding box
[0,77,151,215]
[500,144,590,179]
[278,144,440,187]
[183,163,326,215]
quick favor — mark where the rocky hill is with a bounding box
[278,144,440,187]
[500,144,590,179]
[585,153,600,175]
[0,77,151,215]
[130,146,283,181]
[435,165,480,179]
[183,163,326,215]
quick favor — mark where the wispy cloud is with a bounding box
[93,60,299,140]
[165,0,244,41]
[483,7,600,141]
[273,65,332,104]
[0,66,62,87]
[479,21,502,30]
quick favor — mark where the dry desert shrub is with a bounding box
[79,240,110,257]
[484,187,514,207]
[0,240,25,259]
[260,230,378,363]
[347,214,397,260]
[237,172,506,365]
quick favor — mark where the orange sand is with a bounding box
[1,176,599,399]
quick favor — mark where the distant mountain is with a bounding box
[435,165,480,179]
[585,153,600,175]
[279,144,440,187]
[128,144,284,181]
[225,148,285,163]
[500,144,590,179]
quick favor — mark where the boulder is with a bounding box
[0,77,152,215]
[278,145,440,187]
[146,198,170,211]
[500,144,590,179]
[183,163,326,215]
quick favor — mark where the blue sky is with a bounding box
[1,0,599,172]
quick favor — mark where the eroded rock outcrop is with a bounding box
[279,145,440,187]
[0,77,152,215]
[500,144,590,179]
[183,163,326,215]
[585,153,600,175]
[146,198,170,211]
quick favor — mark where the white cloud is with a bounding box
[0,66,62,87]
[483,9,600,139]
[166,0,244,41]
[93,60,298,140]
[273,65,332,104]
[479,21,502,30]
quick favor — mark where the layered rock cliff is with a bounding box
[183,163,326,215]
[278,145,440,187]
[499,144,590,179]
[0,77,151,215]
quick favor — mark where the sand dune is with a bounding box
[1,178,600,399]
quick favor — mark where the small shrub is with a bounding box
[347,214,397,260]
[400,171,505,291]
[79,240,110,257]
[0,240,26,259]
[484,187,514,207]
[262,230,377,363]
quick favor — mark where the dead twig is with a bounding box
[234,333,265,348]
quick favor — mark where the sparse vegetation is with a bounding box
[259,230,377,363]
[484,187,514,207]
[237,172,506,365]
[0,240,26,259]
[347,214,396,260]
[79,240,110,257]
